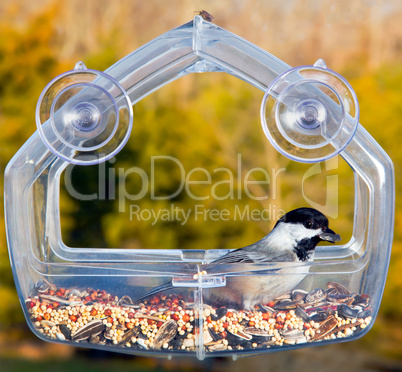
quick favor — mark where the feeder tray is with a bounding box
[4,16,394,360]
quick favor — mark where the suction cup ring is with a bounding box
[261,60,359,163]
[36,62,133,165]
[49,83,119,152]
[275,79,345,150]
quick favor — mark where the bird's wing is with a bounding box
[211,247,295,264]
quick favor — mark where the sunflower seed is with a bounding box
[309,312,328,322]
[311,315,338,341]
[327,282,350,295]
[305,288,326,304]
[357,309,372,318]
[118,328,137,345]
[208,328,223,342]
[136,338,148,349]
[40,320,55,328]
[281,329,307,343]
[59,324,71,340]
[211,307,227,321]
[274,300,299,310]
[338,305,358,319]
[72,320,105,342]
[295,307,310,322]
[34,281,50,293]
[39,295,70,305]
[56,332,66,341]
[207,341,227,351]
[153,320,177,349]
[292,289,307,302]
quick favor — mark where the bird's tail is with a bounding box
[134,281,174,303]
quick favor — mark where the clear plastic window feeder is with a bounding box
[4,16,395,360]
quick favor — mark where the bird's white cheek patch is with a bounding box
[269,222,322,247]
[289,224,322,241]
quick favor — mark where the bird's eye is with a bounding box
[304,220,313,229]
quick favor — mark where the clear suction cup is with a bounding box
[36,62,133,165]
[261,59,359,163]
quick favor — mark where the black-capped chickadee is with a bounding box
[136,207,341,310]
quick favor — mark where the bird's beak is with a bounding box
[319,228,341,243]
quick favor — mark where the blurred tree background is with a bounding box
[0,0,402,371]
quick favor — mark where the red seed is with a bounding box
[126,322,134,329]
[182,314,190,322]
[48,290,55,296]
[248,321,255,327]
[303,323,311,330]
[262,313,270,320]
[90,308,97,316]
[222,322,229,329]
[128,312,135,319]
[107,317,113,324]
[286,313,292,320]
[36,316,43,322]
[90,292,98,300]
[275,323,283,329]
[29,301,35,308]
[226,311,233,318]
[173,299,179,305]
[206,316,212,324]
[43,313,51,321]
[268,301,275,307]
[152,297,160,304]
[69,315,77,322]
[172,313,180,321]
[104,309,112,316]
[221,331,227,338]
[157,322,163,327]
[276,316,285,324]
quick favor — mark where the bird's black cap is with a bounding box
[275,207,327,228]
[275,207,341,243]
